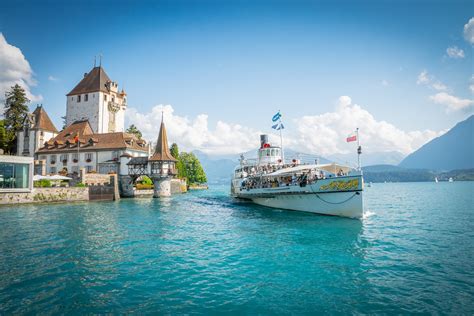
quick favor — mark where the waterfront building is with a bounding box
[16,65,149,176]
[0,155,33,192]
[123,117,177,197]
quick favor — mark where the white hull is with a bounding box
[232,175,364,218]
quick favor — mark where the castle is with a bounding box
[17,65,149,175]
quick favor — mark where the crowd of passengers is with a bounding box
[240,168,347,190]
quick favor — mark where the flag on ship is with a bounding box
[346,132,357,142]
[272,111,282,122]
[272,111,284,130]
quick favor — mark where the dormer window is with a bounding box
[77,95,81,102]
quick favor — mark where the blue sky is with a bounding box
[0,0,472,157]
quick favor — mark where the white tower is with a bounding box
[65,66,127,133]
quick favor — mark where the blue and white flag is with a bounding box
[272,123,284,130]
[272,111,282,122]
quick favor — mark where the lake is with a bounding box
[0,182,473,314]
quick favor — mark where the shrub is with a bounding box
[34,179,52,188]
[75,182,86,187]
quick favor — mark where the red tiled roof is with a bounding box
[37,120,148,153]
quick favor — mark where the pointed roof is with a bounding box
[31,105,58,132]
[67,66,112,96]
[149,119,177,161]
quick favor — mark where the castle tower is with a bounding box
[148,117,177,197]
[65,66,126,133]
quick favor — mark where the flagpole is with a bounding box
[279,117,284,164]
[356,128,361,171]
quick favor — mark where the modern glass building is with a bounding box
[0,155,34,192]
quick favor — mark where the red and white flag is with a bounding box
[346,132,357,143]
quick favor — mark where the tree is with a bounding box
[126,124,142,139]
[170,143,186,179]
[179,152,207,184]
[3,84,30,153]
[170,143,179,159]
[0,120,7,152]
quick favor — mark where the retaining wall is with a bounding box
[0,187,89,205]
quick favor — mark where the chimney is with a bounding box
[260,134,268,148]
[84,73,88,78]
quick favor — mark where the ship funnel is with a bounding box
[260,134,268,148]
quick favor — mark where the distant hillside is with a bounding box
[399,115,474,170]
[362,165,474,182]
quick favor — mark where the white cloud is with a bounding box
[381,79,389,86]
[432,82,447,91]
[464,17,474,44]
[429,92,473,112]
[126,97,444,157]
[0,33,42,105]
[446,46,465,58]
[470,75,474,93]
[290,96,442,156]
[416,70,429,85]
[416,70,447,91]
[48,75,58,81]
[126,105,260,155]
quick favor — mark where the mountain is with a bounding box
[399,115,474,170]
[328,151,405,167]
[193,150,236,184]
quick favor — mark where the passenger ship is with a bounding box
[231,135,364,218]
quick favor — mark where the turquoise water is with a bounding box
[0,182,473,314]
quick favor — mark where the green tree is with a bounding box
[170,143,186,179]
[170,143,179,159]
[179,152,207,184]
[0,120,7,152]
[126,124,142,139]
[3,84,30,153]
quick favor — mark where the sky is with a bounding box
[0,0,472,158]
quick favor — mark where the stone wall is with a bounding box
[0,187,89,205]
[171,178,187,194]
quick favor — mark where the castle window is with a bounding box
[86,166,94,173]
[77,95,81,102]
[50,167,57,174]
[50,155,57,164]
[71,166,79,174]
[104,95,108,101]
[85,94,88,102]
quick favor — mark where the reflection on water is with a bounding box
[0,182,473,314]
